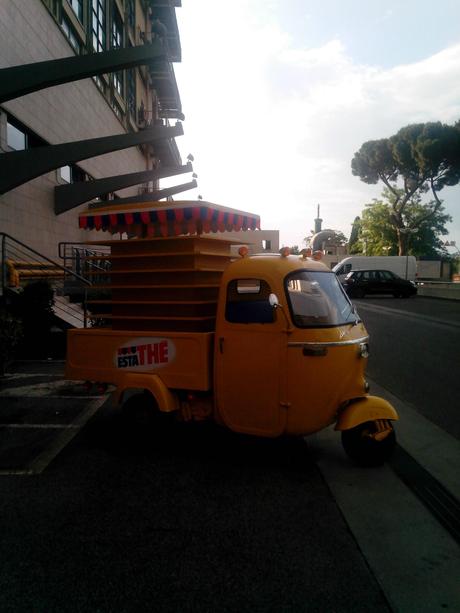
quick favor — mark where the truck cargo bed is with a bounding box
[66,328,214,391]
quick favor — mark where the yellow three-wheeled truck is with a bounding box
[66,200,398,466]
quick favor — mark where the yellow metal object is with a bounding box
[370,419,393,441]
[64,235,399,443]
[66,328,214,392]
[335,396,399,431]
[299,248,312,260]
[115,372,178,412]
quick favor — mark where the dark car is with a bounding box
[342,269,417,298]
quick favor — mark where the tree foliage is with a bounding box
[348,216,361,253]
[354,189,451,257]
[351,121,460,254]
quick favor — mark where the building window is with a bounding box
[67,0,83,22]
[262,240,272,251]
[59,165,87,184]
[111,6,123,48]
[61,14,81,53]
[60,166,72,183]
[127,0,135,30]
[111,5,124,96]
[7,122,26,151]
[6,117,46,151]
[92,0,106,52]
[127,68,136,118]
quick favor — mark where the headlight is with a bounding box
[358,342,369,358]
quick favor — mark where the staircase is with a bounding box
[1,233,91,328]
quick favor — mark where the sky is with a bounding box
[165,0,460,252]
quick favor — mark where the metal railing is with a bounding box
[58,241,111,285]
[1,233,92,327]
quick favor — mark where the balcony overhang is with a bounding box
[154,131,182,167]
[149,60,182,119]
[88,179,197,209]
[0,123,183,195]
[149,1,182,62]
[55,163,192,214]
[89,179,197,208]
[0,40,166,103]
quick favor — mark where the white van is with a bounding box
[333,256,417,281]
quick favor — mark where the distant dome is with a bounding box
[308,229,338,251]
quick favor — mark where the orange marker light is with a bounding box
[238,246,249,257]
[312,250,323,261]
[280,247,290,257]
[300,248,312,259]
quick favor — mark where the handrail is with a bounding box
[58,241,110,260]
[1,232,93,328]
[1,233,91,285]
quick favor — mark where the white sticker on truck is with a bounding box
[115,338,176,370]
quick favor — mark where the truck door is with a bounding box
[215,278,286,437]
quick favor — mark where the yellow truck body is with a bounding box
[65,234,397,447]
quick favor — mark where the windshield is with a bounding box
[285,270,357,327]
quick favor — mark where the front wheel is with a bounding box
[341,420,396,466]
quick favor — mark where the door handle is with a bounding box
[302,345,327,357]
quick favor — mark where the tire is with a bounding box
[121,392,159,427]
[341,421,396,467]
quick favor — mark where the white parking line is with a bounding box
[0,393,108,476]
[4,424,80,429]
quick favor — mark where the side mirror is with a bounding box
[268,293,279,308]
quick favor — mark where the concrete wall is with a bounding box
[417,282,460,301]
[215,230,280,255]
[0,0,147,260]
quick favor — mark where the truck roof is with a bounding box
[227,253,330,277]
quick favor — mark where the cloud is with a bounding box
[171,3,460,246]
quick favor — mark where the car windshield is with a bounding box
[285,271,357,327]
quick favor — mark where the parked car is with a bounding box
[342,269,418,298]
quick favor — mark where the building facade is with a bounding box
[0,0,184,259]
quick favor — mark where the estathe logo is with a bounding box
[115,338,176,370]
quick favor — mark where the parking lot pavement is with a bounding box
[1,361,459,611]
[0,361,108,475]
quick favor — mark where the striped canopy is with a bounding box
[79,200,261,237]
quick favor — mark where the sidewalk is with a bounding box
[310,377,460,612]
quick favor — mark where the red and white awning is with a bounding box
[79,200,261,237]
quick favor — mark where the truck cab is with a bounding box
[214,252,372,438]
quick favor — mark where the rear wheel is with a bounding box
[121,392,159,427]
[341,420,396,466]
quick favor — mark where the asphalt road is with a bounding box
[353,296,460,440]
[0,404,390,613]
[1,297,459,612]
